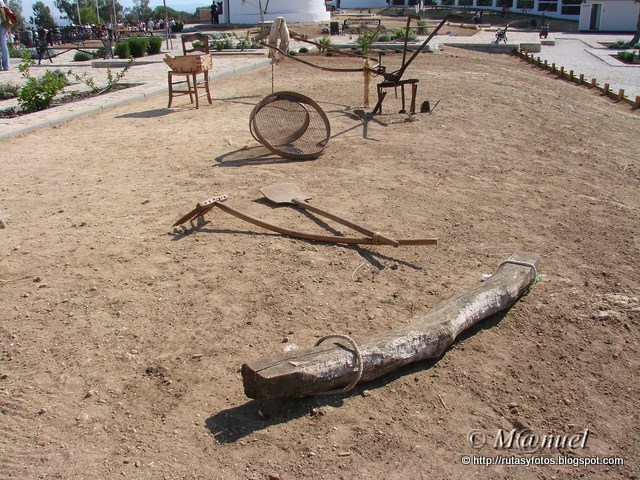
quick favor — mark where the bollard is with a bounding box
[591,78,597,88]
[579,73,584,85]
[617,89,624,102]
[635,95,640,108]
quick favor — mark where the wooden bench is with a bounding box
[342,18,381,34]
[36,26,155,64]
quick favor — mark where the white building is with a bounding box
[578,0,640,31]
[218,0,330,24]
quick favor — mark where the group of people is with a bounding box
[210,1,223,24]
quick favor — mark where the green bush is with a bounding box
[316,36,332,53]
[214,39,231,51]
[0,82,20,100]
[95,47,105,58]
[170,22,183,32]
[17,64,68,113]
[417,19,428,35]
[127,37,149,58]
[299,47,309,54]
[73,51,93,62]
[325,51,334,57]
[147,36,162,55]
[289,50,296,56]
[392,28,417,41]
[9,44,27,58]
[617,50,636,62]
[114,41,131,59]
[377,34,392,42]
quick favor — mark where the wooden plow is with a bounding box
[242,253,540,399]
[172,191,437,248]
[371,15,451,115]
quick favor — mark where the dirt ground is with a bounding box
[1,46,638,480]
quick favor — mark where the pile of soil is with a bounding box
[0,48,638,479]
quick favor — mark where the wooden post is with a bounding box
[559,66,564,78]
[551,62,556,73]
[569,69,574,82]
[242,253,541,399]
[617,89,624,102]
[635,95,640,108]
[536,56,541,67]
[579,73,584,85]
[544,59,548,70]
[363,58,370,108]
[591,78,597,88]
[603,83,609,96]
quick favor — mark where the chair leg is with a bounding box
[192,73,199,109]
[187,76,194,104]
[167,72,173,108]
[204,74,212,105]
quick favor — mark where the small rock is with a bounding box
[38,407,48,415]
[507,402,519,409]
[33,276,42,283]
[268,474,281,480]
[562,398,571,406]
[362,390,372,397]
[141,199,150,205]
[38,283,48,289]
[58,208,65,213]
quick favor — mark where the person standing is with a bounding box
[0,0,17,71]
[210,2,219,24]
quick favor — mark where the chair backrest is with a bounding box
[181,33,210,55]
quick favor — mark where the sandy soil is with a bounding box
[1,46,638,480]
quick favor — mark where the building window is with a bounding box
[516,0,534,9]
[537,1,558,11]
[441,0,455,5]
[458,0,473,5]
[477,0,493,5]
[560,0,581,14]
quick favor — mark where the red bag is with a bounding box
[3,5,17,26]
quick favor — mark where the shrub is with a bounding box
[392,28,417,41]
[127,37,149,58]
[299,47,309,54]
[316,36,332,53]
[147,36,162,55]
[356,30,379,54]
[377,34,392,42]
[617,50,636,62]
[17,54,68,112]
[170,22,184,32]
[114,41,131,59]
[325,51,334,57]
[74,51,93,62]
[214,39,231,51]
[9,44,27,58]
[95,47,105,58]
[417,19,428,35]
[289,50,296,56]
[0,82,20,100]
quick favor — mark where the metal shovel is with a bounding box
[260,183,400,247]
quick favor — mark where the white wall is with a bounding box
[579,0,640,31]
[229,0,331,23]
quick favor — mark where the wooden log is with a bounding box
[242,253,540,400]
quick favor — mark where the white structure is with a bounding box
[579,0,639,31]
[223,0,330,24]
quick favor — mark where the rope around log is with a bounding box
[498,259,538,279]
[314,334,363,396]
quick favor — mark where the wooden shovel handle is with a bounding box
[291,199,400,247]
[214,202,435,247]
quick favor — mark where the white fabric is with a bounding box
[268,16,289,64]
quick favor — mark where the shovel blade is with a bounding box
[260,183,312,205]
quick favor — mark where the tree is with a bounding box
[8,0,26,30]
[31,0,56,28]
[55,0,123,25]
[131,0,152,21]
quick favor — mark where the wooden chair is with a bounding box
[167,33,212,109]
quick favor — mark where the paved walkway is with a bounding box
[0,29,637,140]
